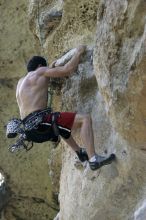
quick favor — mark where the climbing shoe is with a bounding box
[89,153,116,171]
[76,148,89,162]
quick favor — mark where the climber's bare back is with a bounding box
[16,45,86,119]
[16,69,50,119]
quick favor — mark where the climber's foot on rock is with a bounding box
[89,153,116,171]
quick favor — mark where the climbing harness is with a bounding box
[6,118,33,152]
[8,134,34,153]
[23,107,52,130]
[5,107,61,153]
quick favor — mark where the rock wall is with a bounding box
[29,0,146,220]
[94,0,146,146]
[1,0,146,220]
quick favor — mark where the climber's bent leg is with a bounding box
[71,114,96,159]
[59,112,116,170]
[71,114,116,170]
[57,112,90,162]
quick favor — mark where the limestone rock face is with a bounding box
[38,0,146,219]
[58,1,146,219]
[28,0,99,61]
[94,0,146,146]
[1,0,146,220]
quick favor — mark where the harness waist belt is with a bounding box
[23,107,52,131]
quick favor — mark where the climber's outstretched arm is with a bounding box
[42,45,86,78]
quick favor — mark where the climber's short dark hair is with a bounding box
[27,56,47,72]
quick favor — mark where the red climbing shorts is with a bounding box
[57,112,76,129]
[43,112,76,139]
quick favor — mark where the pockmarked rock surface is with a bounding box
[1,0,146,220]
[28,0,99,62]
[55,1,146,219]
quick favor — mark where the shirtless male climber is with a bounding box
[16,45,115,171]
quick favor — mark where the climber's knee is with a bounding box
[72,113,92,130]
[83,114,92,124]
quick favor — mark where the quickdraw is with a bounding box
[8,134,33,153]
